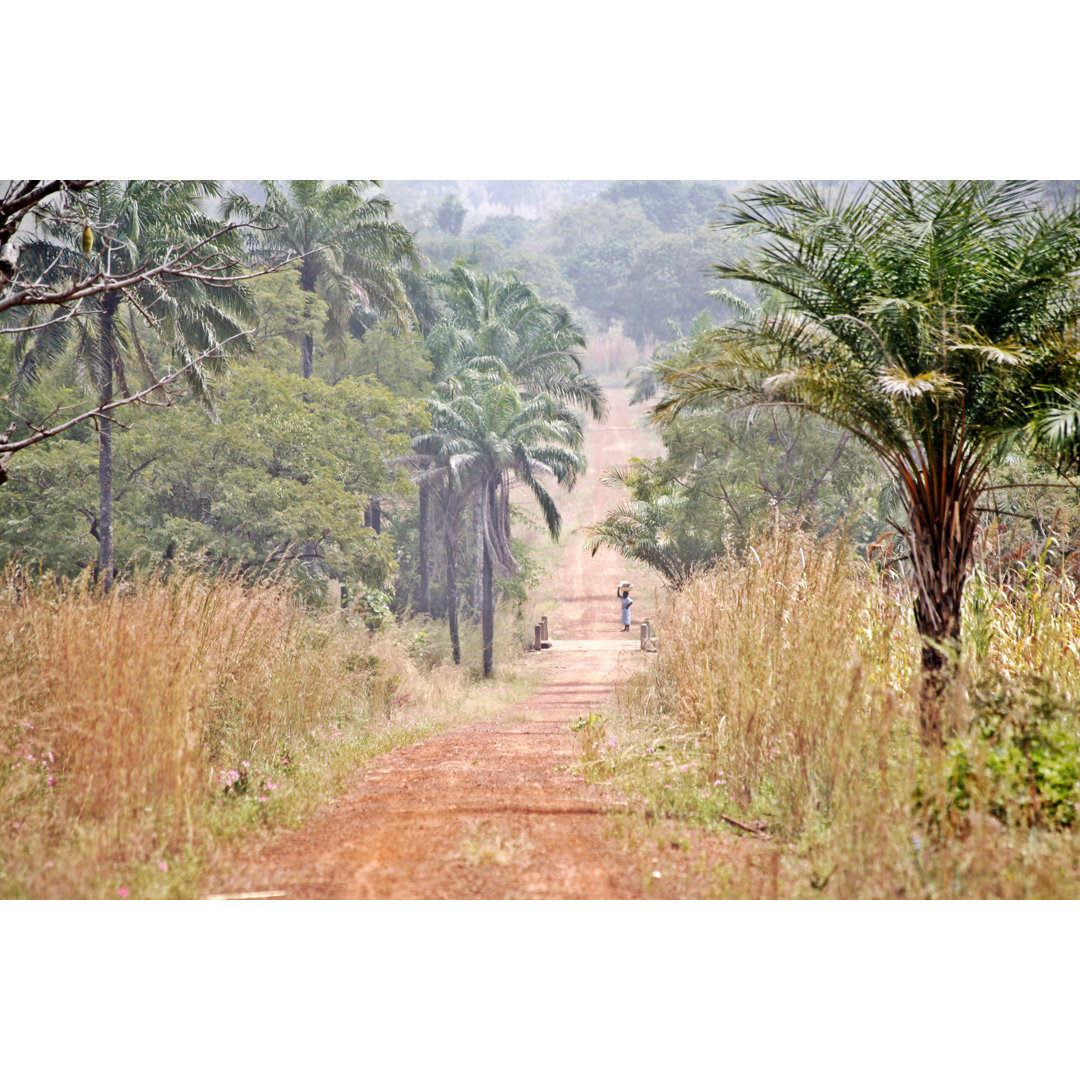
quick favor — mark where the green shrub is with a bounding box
[945,676,1080,830]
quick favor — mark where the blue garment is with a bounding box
[621,595,633,626]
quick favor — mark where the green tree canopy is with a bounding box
[223,180,419,378]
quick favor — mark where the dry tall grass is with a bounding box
[0,567,521,898]
[650,531,918,827]
[610,529,1080,897]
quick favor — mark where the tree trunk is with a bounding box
[445,525,460,665]
[97,292,121,590]
[482,480,497,678]
[905,457,981,748]
[471,488,483,621]
[301,332,314,379]
[300,253,317,378]
[418,480,430,614]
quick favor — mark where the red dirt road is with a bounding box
[208,387,673,899]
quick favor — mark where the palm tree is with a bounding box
[429,263,606,419]
[14,180,255,587]
[424,264,605,616]
[653,181,1080,746]
[584,466,696,587]
[415,374,586,676]
[223,181,418,379]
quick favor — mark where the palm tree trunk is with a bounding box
[445,525,460,665]
[418,480,431,614]
[300,253,318,378]
[482,479,496,678]
[301,333,314,379]
[471,489,483,621]
[905,457,981,748]
[97,293,120,590]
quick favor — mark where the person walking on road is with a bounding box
[618,582,633,632]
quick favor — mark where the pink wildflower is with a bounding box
[158,862,168,872]
[47,775,55,787]
[116,887,129,899]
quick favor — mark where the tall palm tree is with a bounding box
[653,180,1080,746]
[429,263,606,418]
[223,181,419,378]
[415,375,586,676]
[420,264,605,617]
[14,180,255,587]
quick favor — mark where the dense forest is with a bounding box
[0,179,765,673]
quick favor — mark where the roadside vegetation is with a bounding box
[0,179,599,897]
[586,526,1080,898]
[581,180,1080,898]
[0,565,536,899]
[8,177,1080,900]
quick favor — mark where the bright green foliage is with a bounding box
[223,180,419,377]
[0,365,425,596]
[13,180,254,402]
[8,180,257,585]
[594,312,890,586]
[243,268,328,373]
[427,263,605,418]
[585,466,697,587]
[415,373,586,675]
[348,323,432,396]
[940,675,1080,830]
[0,435,100,576]
[586,407,888,588]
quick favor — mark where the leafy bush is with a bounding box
[944,676,1080,830]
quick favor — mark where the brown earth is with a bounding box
[205,387,751,900]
